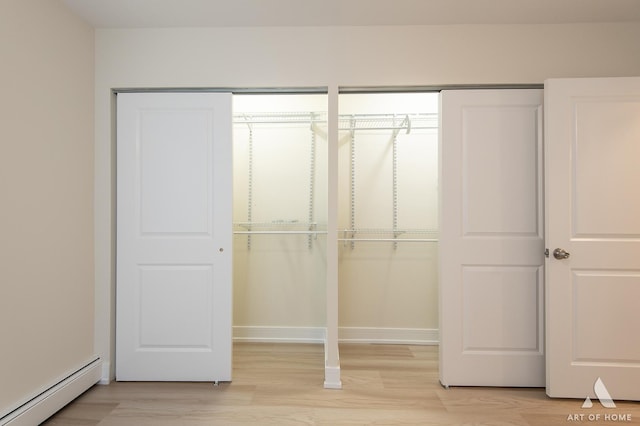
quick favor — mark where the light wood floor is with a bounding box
[42,343,640,425]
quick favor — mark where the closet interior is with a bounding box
[232,92,439,345]
[338,93,439,342]
[233,94,328,339]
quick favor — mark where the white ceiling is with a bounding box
[62,0,640,28]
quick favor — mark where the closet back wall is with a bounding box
[233,95,328,340]
[338,93,439,342]
[95,22,640,380]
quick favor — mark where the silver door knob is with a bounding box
[553,248,570,260]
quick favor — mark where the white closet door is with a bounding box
[545,77,640,400]
[116,92,232,381]
[440,89,545,387]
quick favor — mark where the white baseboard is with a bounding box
[233,326,326,343]
[233,326,439,345]
[339,327,439,345]
[323,365,342,389]
[0,357,101,426]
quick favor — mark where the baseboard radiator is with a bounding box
[0,357,101,426]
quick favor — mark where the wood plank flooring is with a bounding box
[42,343,640,425]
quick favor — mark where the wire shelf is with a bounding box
[339,228,439,244]
[339,113,438,132]
[233,112,438,132]
[342,228,439,236]
[234,112,326,126]
[233,221,327,235]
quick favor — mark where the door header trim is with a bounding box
[112,87,329,95]
[339,84,544,94]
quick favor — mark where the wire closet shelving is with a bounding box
[232,111,439,248]
[233,112,438,132]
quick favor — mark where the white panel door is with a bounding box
[440,89,545,387]
[545,77,640,400]
[116,92,232,381]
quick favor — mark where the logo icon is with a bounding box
[582,377,616,409]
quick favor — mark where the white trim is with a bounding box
[323,365,342,389]
[233,326,439,345]
[99,361,111,385]
[0,358,101,426]
[339,327,439,345]
[233,326,326,343]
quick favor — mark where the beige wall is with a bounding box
[95,22,640,379]
[338,94,439,333]
[233,95,328,332]
[0,0,95,416]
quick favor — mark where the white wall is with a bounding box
[0,0,95,416]
[95,22,640,380]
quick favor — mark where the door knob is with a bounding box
[553,248,570,260]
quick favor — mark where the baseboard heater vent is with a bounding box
[0,357,101,426]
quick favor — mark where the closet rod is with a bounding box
[233,112,436,120]
[343,228,438,235]
[234,221,320,227]
[234,231,327,235]
[338,238,438,243]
